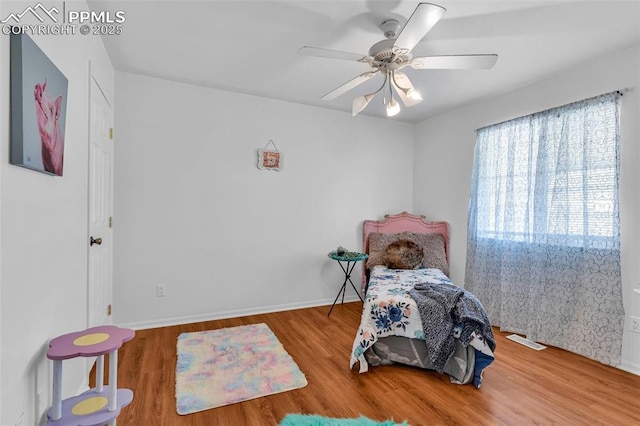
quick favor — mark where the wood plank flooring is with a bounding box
[102,302,640,426]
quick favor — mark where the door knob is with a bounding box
[90,236,102,246]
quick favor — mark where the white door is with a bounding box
[88,75,113,329]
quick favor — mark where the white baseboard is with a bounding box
[117,296,361,330]
[619,359,640,376]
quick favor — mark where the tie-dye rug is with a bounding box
[176,323,307,415]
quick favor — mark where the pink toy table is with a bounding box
[46,325,134,426]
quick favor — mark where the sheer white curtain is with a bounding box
[465,92,624,365]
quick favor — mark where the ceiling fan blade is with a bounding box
[411,54,498,70]
[393,3,446,54]
[298,46,372,63]
[392,73,422,107]
[321,72,378,101]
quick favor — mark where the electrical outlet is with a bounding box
[631,316,640,334]
[156,284,166,297]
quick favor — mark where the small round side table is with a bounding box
[327,251,368,316]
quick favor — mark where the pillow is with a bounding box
[406,232,449,277]
[367,231,449,276]
[384,239,424,269]
[367,232,404,270]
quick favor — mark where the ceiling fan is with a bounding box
[298,2,498,117]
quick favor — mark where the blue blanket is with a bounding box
[409,282,496,381]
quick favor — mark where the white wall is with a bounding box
[113,71,415,328]
[0,2,114,424]
[413,45,640,373]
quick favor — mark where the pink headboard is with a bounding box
[362,212,450,288]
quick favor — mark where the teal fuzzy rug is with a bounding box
[279,414,408,426]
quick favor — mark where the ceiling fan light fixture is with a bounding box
[386,96,400,117]
[352,93,376,117]
[407,87,423,101]
[391,71,423,107]
[395,82,423,101]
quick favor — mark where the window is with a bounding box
[465,92,624,366]
[471,93,620,248]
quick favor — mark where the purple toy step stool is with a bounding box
[46,325,135,426]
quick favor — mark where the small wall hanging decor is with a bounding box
[10,33,68,176]
[257,139,282,171]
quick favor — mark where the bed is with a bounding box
[349,212,495,388]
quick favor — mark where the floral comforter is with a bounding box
[350,266,495,387]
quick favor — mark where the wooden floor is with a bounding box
[104,302,640,426]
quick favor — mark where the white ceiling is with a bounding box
[88,0,640,123]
